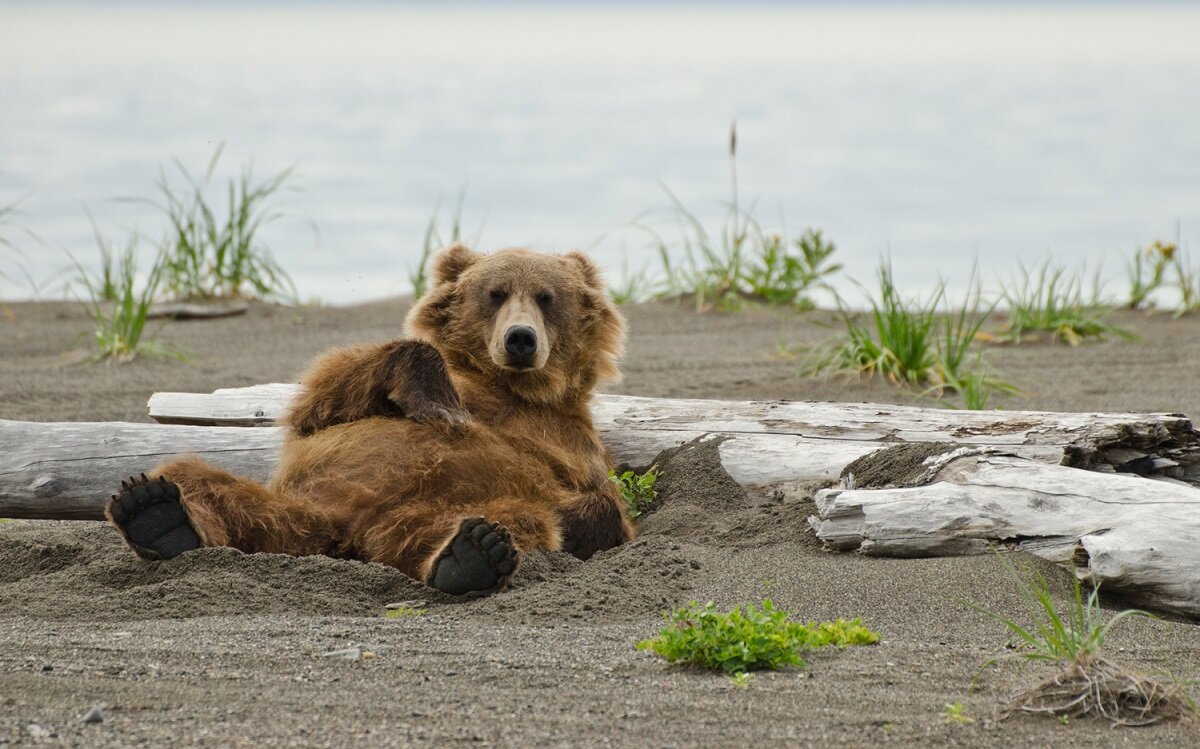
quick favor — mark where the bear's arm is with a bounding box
[285,340,466,437]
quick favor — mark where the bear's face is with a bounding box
[406,245,625,405]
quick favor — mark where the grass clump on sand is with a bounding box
[1126,239,1177,311]
[139,144,299,303]
[409,192,469,301]
[71,234,180,363]
[637,600,877,678]
[998,260,1131,345]
[384,604,426,619]
[941,701,974,725]
[965,554,1194,726]
[1125,236,1200,316]
[609,465,658,519]
[647,125,841,312]
[806,262,1017,410]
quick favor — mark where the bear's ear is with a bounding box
[564,250,604,290]
[431,243,480,286]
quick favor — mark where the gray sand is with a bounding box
[2,299,1199,747]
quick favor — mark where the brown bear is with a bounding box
[105,244,634,595]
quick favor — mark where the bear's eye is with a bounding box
[536,291,553,307]
[489,289,508,304]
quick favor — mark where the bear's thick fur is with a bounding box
[106,245,634,596]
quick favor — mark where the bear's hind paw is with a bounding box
[428,517,518,596]
[106,474,202,561]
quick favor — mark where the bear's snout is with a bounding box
[504,325,539,367]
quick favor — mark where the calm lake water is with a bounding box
[2,2,1199,306]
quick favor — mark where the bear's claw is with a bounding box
[106,474,202,560]
[428,517,518,596]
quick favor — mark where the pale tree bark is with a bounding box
[3,384,1200,617]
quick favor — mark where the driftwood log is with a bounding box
[3,384,1200,617]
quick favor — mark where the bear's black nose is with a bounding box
[504,325,538,364]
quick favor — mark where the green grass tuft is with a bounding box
[963,554,1152,667]
[637,599,878,674]
[410,192,468,300]
[942,701,974,725]
[71,235,181,363]
[609,465,658,519]
[646,125,840,312]
[806,262,1016,409]
[608,249,651,305]
[999,260,1131,345]
[136,144,299,303]
[1126,239,1175,310]
[385,604,426,619]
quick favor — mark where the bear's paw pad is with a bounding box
[107,474,201,561]
[429,517,517,596]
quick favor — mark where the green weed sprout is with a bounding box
[608,249,651,305]
[136,144,299,303]
[1170,244,1200,316]
[646,124,840,312]
[410,192,468,300]
[941,701,974,725]
[807,262,1016,409]
[637,599,878,674]
[999,260,1131,345]
[385,604,426,619]
[964,555,1150,666]
[71,236,179,363]
[963,553,1196,726]
[1126,240,1175,310]
[609,465,658,519]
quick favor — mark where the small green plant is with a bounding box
[964,555,1150,666]
[1126,240,1176,310]
[608,249,651,305]
[1170,245,1200,316]
[385,604,426,619]
[71,236,179,363]
[743,229,842,309]
[728,671,754,688]
[647,125,839,312]
[807,263,940,386]
[941,701,974,725]
[943,361,1018,410]
[807,263,1016,409]
[999,260,1131,345]
[137,145,299,303]
[963,553,1197,726]
[636,599,878,674]
[609,465,658,519]
[85,211,122,302]
[410,192,468,300]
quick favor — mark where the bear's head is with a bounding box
[406,244,626,405]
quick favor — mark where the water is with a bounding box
[2,2,1199,306]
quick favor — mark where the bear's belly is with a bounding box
[271,417,570,512]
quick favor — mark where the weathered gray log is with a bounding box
[7,386,1200,617]
[0,420,281,520]
[811,448,1200,619]
[4,388,1197,522]
[148,385,1200,482]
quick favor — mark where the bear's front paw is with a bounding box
[106,474,202,560]
[405,402,471,427]
[428,517,518,596]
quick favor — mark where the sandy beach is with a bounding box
[2,298,1199,748]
